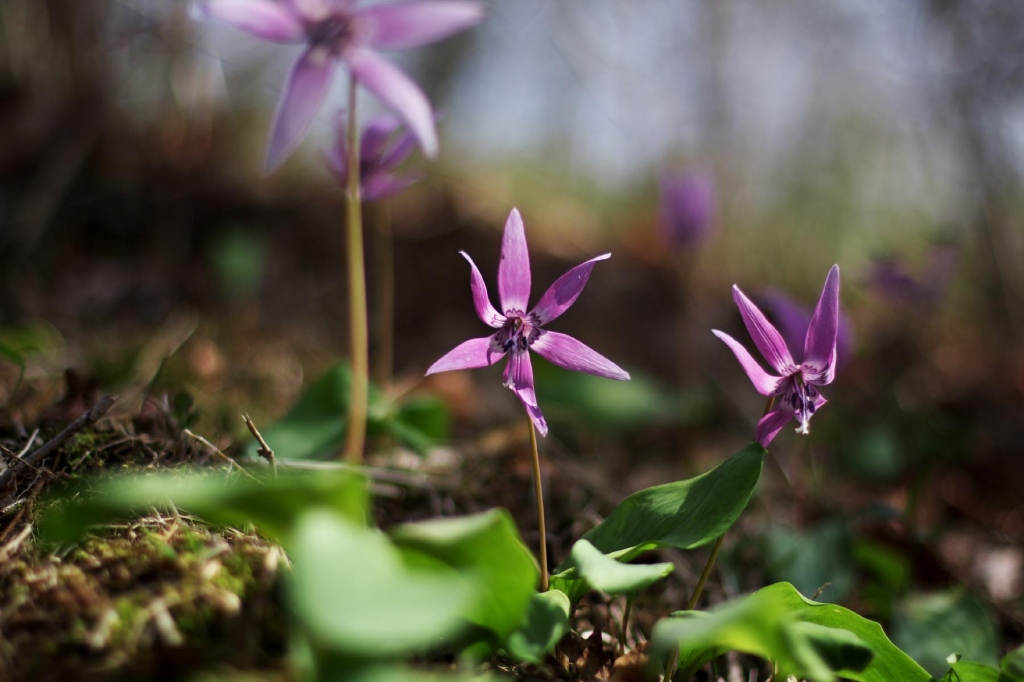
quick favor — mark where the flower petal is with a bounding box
[345,47,438,157]
[378,129,418,170]
[287,0,347,21]
[359,1,484,50]
[801,265,840,385]
[712,330,783,396]
[755,408,793,448]
[531,331,630,381]
[359,114,402,162]
[265,48,336,172]
[460,252,505,328]
[201,0,305,42]
[498,208,531,313]
[529,253,610,326]
[362,172,420,201]
[732,285,795,374]
[503,352,548,436]
[425,336,504,375]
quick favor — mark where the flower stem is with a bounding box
[342,75,369,464]
[528,418,548,591]
[619,592,634,656]
[372,202,394,386]
[686,534,724,611]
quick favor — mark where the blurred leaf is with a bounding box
[551,443,763,602]
[290,510,473,657]
[389,509,537,646]
[893,591,999,677]
[0,320,65,356]
[764,518,854,602]
[1003,645,1024,680]
[947,659,1013,682]
[854,539,911,618]
[39,469,368,546]
[503,589,571,664]
[207,227,266,299]
[560,539,673,597]
[0,341,24,369]
[251,364,449,459]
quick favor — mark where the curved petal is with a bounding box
[345,48,438,157]
[712,330,783,396]
[801,265,841,385]
[755,408,793,448]
[362,172,420,201]
[531,331,629,381]
[378,129,418,169]
[529,253,610,325]
[360,1,484,50]
[359,114,402,162]
[202,0,305,42]
[425,336,504,375]
[503,352,548,436]
[460,252,505,328]
[732,285,795,374]
[265,48,336,172]
[498,208,531,313]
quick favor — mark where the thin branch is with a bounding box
[242,414,276,478]
[183,429,257,481]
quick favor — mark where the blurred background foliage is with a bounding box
[1,0,1024,668]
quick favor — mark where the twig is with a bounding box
[183,429,257,481]
[0,395,117,493]
[242,414,276,478]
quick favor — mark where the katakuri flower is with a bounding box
[713,265,840,447]
[199,0,484,170]
[426,208,630,436]
[658,170,716,250]
[761,289,854,371]
[326,112,419,200]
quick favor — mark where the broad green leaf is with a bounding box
[39,469,368,546]
[551,444,763,601]
[947,659,1012,682]
[389,510,538,644]
[893,591,999,677]
[561,539,672,596]
[650,585,874,682]
[503,589,571,664]
[250,364,449,459]
[290,510,472,657]
[1003,645,1024,680]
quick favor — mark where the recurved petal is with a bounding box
[498,208,531,313]
[345,48,438,157]
[801,265,840,385]
[360,1,484,50]
[733,285,795,374]
[504,352,548,436]
[530,253,610,326]
[202,0,305,42]
[460,252,505,328]
[712,330,783,396]
[755,408,793,448]
[425,336,504,375]
[531,331,630,381]
[265,48,336,172]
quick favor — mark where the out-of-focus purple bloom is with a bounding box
[713,265,841,448]
[199,0,484,170]
[869,244,960,305]
[658,171,716,249]
[326,112,419,200]
[426,208,630,436]
[761,289,853,370]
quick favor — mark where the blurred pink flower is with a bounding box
[714,265,841,447]
[869,244,959,305]
[426,208,630,436]
[199,0,483,170]
[326,112,419,200]
[658,170,716,250]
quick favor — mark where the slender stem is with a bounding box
[528,418,548,591]
[687,534,724,611]
[372,202,394,385]
[342,76,369,463]
[619,592,634,656]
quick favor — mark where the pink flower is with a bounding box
[426,209,630,436]
[199,0,483,170]
[326,113,419,200]
[714,265,841,447]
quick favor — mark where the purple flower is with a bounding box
[761,289,854,370]
[199,0,484,170]
[869,244,959,305]
[426,208,630,436]
[658,170,716,249]
[713,265,841,447]
[326,112,419,200]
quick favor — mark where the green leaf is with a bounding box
[764,518,854,601]
[289,510,473,657]
[650,586,874,682]
[551,444,763,601]
[503,589,571,664]
[39,469,368,546]
[0,340,24,368]
[561,539,673,596]
[1002,645,1024,680]
[947,659,1013,682]
[893,591,999,677]
[389,509,538,644]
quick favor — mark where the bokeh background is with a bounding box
[2,0,1024,674]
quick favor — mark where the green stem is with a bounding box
[528,418,548,591]
[342,76,369,463]
[686,534,724,611]
[619,592,634,656]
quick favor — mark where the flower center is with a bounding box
[492,312,537,355]
[786,377,818,434]
[306,14,355,55]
